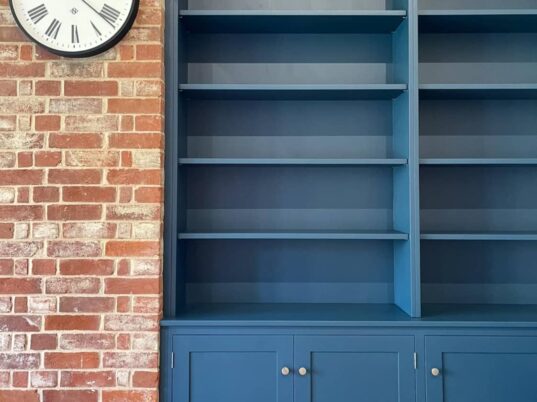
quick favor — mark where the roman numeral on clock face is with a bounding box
[28,3,48,24]
[100,4,120,26]
[71,25,79,43]
[45,18,61,39]
[91,21,102,36]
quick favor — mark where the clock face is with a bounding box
[10,0,139,57]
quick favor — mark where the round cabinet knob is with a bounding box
[298,367,308,376]
[431,368,441,377]
[281,367,290,376]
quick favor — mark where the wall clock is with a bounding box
[9,0,139,57]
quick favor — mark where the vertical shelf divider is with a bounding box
[392,0,421,317]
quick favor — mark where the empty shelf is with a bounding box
[420,158,537,166]
[419,9,537,33]
[180,158,408,166]
[180,10,407,33]
[420,84,537,99]
[179,231,409,240]
[421,232,537,241]
[180,84,407,100]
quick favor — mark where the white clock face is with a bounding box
[10,0,138,57]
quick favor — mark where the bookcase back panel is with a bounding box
[184,240,394,304]
[187,34,395,84]
[188,0,394,11]
[420,100,537,158]
[186,99,393,158]
[422,241,537,304]
[185,166,395,231]
[421,167,537,232]
[419,0,537,10]
[420,34,537,84]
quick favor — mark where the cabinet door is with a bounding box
[426,336,537,402]
[173,335,293,402]
[295,336,416,402]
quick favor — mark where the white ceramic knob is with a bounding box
[431,368,440,377]
[281,367,290,376]
[298,367,308,376]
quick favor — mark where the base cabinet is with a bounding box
[172,336,293,402]
[294,336,416,402]
[172,335,416,402]
[425,336,537,402]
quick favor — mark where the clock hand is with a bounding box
[79,0,115,28]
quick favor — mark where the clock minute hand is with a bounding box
[79,0,115,28]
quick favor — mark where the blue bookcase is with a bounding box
[163,1,537,401]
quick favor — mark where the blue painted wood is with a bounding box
[180,10,407,33]
[425,336,537,402]
[173,335,293,402]
[420,84,537,99]
[419,10,537,33]
[421,232,537,240]
[179,84,408,100]
[420,158,537,166]
[179,158,408,166]
[295,336,416,402]
[179,230,409,240]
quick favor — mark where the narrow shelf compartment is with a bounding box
[180,10,407,33]
[421,304,537,326]
[179,230,409,240]
[420,158,537,166]
[421,232,537,241]
[180,84,408,100]
[419,10,537,33]
[180,158,408,166]
[420,84,537,99]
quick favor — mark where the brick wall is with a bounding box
[0,1,164,401]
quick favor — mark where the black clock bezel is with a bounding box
[9,0,139,58]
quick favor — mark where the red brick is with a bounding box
[47,241,101,257]
[33,187,60,202]
[45,277,100,294]
[0,316,40,331]
[0,80,17,96]
[107,169,160,185]
[0,62,45,78]
[32,259,56,275]
[135,115,163,131]
[35,151,61,167]
[0,353,40,369]
[43,390,98,402]
[59,259,114,275]
[48,205,102,220]
[35,80,61,96]
[49,133,103,149]
[136,45,163,61]
[105,241,160,257]
[59,334,115,350]
[103,390,158,402]
[48,169,101,184]
[45,352,99,369]
[35,115,61,131]
[0,259,14,275]
[18,152,33,167]
[63,186,116,202]
[61,371,115,387]
[31,334,58,350]
[133,371,159,388]
[105,278,159,295]
[0,170,43,185]
[0,205,42,220]
[108,98,161,114]
[109,133,162,149]
[12,371,28,387]
[0,223,14,238]
[107,62,162,78]
[65,81,118,96]
[0,278,41,294]
[60,297,114,313]
[0,391,39,402]
[45,316,100,331]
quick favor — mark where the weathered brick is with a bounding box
[61,371,115,387]
[59,334,115,350]
[0,353,40,369]
[47,241,101,258]
[45,277,100,294]
[103,390,158,402]
[60,297,114,313]
[43,390,98,402]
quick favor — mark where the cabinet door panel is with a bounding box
[173,335,293,402]
[295,336,416,402]
[426,336,537,402]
